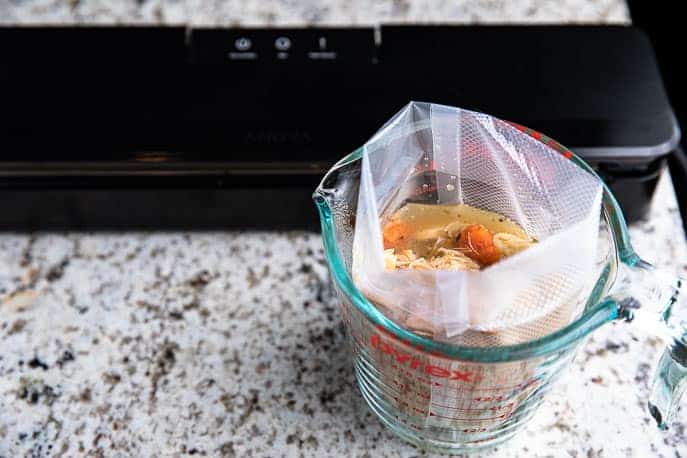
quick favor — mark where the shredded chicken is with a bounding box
[493,232,535,257]
[384,249,398,270]
[383,211,535,272]
[385,247,479,271]
[430,248,480,271]
[444,221,467,239]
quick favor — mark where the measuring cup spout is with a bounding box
[609,257,687,429]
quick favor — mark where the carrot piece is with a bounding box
[382,221,413,249]
[457,224,501,267]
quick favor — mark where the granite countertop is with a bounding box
[1,0,628,26]
[2,1,686,457]
[3,173,687,458]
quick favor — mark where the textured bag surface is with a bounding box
[352,102,603,343]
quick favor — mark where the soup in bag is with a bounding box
[351,102,603,430]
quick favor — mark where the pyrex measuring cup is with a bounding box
[313,123,687,454]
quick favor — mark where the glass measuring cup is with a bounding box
[313,123,687,454]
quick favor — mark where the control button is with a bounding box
[308,35,336,60]
[275,36,291,51]
[234,37,252,51]
[308,34,336,60]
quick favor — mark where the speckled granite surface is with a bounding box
[2,171,687,458]
[0,0,629,26]
[2,1,686,457]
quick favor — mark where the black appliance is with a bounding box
[0,25,680,229]
[627,1,687,236]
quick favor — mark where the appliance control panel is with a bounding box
[189,28,376,63]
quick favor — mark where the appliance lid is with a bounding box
[0,25,679,173]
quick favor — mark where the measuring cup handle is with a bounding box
[611,257,687,429]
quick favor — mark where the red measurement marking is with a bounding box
[391,363,412,373]
[429,411,512,421]
[458,380,538,391]
[414,391,501,402]
[474,395,504,402]
[422,379,479,388]
[390,363,414,377]
[463,428,487,433]
[399,373,443,387]
[429,402,514,412]
[409,382,537,403]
